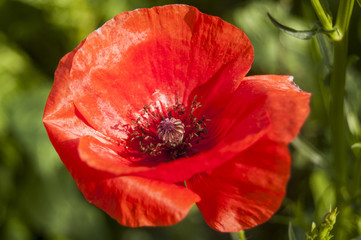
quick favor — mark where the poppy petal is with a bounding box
[68,5,253,141]
[43,41,103,178]
[81,176,200,227]
[186,138,290,232]
[239,75,311,142]
[43,42,90,139]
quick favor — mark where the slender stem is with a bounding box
[310,0,332,29]
[335,0,355,39]
[238,231,247,240]
[330,0,354,195]
[310,0,340,40]
[330,31,348,193]
[329,0,355,239]
[330,25,349,240]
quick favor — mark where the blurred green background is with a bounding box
[0,0,360,239]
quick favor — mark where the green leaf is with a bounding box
[346,103,361,138]
[358,0,361,8]
[288,222,297,240]
[292,137,325,166]
[352,143,361,149]
[267,13,333,40]
[309,170,336,219]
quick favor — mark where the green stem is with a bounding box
[310,0,332,29]
[335,0,355,40]
[330,27,348,240]
[238,231,247,240]
[310,0,340,40]
[330,34,348,192]
[329,0,354,239]
[330,0,354,192]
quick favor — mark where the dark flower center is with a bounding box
[123,95,210,161]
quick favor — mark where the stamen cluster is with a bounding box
[126,96,210,160]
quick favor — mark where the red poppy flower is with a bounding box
[43,5,310,232]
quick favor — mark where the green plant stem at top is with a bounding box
[310,0,340,40]
[311,0,354,41]
[335,0,355,40]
